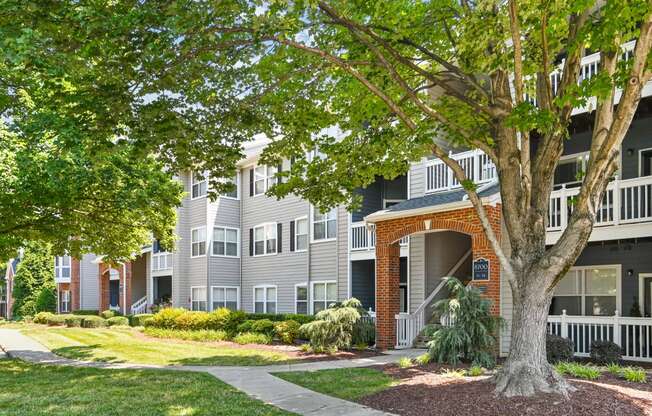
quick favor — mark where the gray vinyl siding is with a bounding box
[409,159,426,199]
[207,195,242,303]
[408,234,426,313]
[337,206,349,301]
[619,117,652,180]
[80,254,99,310]
[241,162,311,313]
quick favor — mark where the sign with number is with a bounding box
[473,258,490,281]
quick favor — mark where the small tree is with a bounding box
[300,298,363,351]
[12,243,55,317]
[428,277,502,368]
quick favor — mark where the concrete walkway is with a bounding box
[0,328,423,416]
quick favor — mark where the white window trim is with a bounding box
[54,255,71,280]
[221,173,240,200]
[252,222,278,257]
[253,285,278,313]
[310,206,337,243]
[210,286,240,311]
[191,170,208,200]
[60,290,70,313]
[554,151,591,187]
[190,286,208,311]
[638,147,652,177]
[310,280,337,314]
[552,264,621,316]
[253,164,278,197]
[212,226,240,258]
[294,283,308,314]
[294,216,308,252]
[190,226,207,258]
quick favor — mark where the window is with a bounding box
[54,256,71,280]
[554,154,589,187]
[191,287,207,311]
[312,281,336,313]
[191,227,206,257]
[295,284,308,314]
[640,149,652,177]
[223,175,239,199]
[253,223,277,256]
[312,207,336,241]
[59,290,70,313]
[550,266,619,316]
[212,286,239,310]
[192,171,208,199]
[295,217,308,251]
[253,165,277,196]
[254,286,277,313]
[213,227,239,257]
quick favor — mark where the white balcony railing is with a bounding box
[350,222,408,251]
[547,175,652,232]
[425,149,497,193]
[548,310,652,362]
[151,252,173,272]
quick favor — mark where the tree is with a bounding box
[12,242,55,317]
[0,1,250,261]
[162,0,652,396]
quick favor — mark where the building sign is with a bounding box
[473,258,490,281]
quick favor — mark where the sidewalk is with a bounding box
[0,328,422,416]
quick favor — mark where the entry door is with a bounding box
[109,280,120,307]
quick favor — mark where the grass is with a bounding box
[274,368,396,401]
[21,326,293,366]
[0,359,293,416]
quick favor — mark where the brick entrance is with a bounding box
[98,262,132,314]
[374,205,502,349]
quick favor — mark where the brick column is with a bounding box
[375,242,401,350]
[99,264,109,312]
[71,258,81,311]
[123,262,133,315]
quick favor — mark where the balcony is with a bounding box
[350,222,408,257]
[151,252,173,276]
[546,175,652,244]
[425,149,496,193]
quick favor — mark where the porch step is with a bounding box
[413,334,430,349]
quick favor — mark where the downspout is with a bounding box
[307,202,312,313]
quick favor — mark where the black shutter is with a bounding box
[289,220,295,252]
[277,223,283,253]
[249,169,254,196]
[249,228,254,256]
[277,163,283,183]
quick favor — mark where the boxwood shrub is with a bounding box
[33,312,55,324]
[274,320,301,344]
[100,310,120,319]
[590,340,622,365]
[64,316,84,327]
[546,334,574,363]
[46,314,71,326]
[72,310,99,316]
[245,313,314,325]
[107,316,130,327]
[81,315,108,328]
[129,313,153,327]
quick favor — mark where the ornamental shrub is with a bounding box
[147,308,185,329]
[233,332,272,345]
[129,314,153,327]
[428,277,502,368]
[546,334,574,364]
[237,320,256,334]
[205,308,231,330]
[100,310,119,319]
[352,318,375,346]
[72,310,99,316]
[555,362,600,380]
[222,310,246,335]
[250,319,275,336]
[300,298,363,351]
[46,314,70,326]
[64,315,84,327]
[107,316,129,326]
[274,320,301,344]
[81,315,108,328]
[244,313,315,325]
[622,367,647,383]
[590,340,622,365]
[174,311,211,330]
[33,312,54,324]
[143,327,229,342]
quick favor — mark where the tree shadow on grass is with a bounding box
[169,353,293,367]
[52,345,126,364]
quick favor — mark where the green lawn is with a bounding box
[274,368,396,401]
[21,326,293,366]
[0,359,293,416]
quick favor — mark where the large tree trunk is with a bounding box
[493,270,574,397]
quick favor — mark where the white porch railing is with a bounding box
[131,296,148,315]
[547,175,652,232]
[425,149,496,193]
[152,252,173,272]
[350,222,408,251]
[395,279,448,348]
[547,310,652,362]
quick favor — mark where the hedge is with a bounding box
[72,310,99,316]
[100,310,120,319]
[107,316,130,327]
[33,312,55,324]
[129,314,153,327]
[65,316,84,327]
[244,313,315,325]
[46,314,72,326]
[81,316,109,328]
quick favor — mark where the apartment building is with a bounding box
[6,41,651,363]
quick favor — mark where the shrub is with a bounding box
[607,363,622,376]
[467,366,484,377]
[100,310,119,319]
[107,316,129,327]
[34,285,57,313]
[33,312,54,324]
[222,310,246,335]
[353,342,368,351]
[622,367,647,383]
[129,314,153,327]
[22,315,33,323]
[147,308,186,329]
[300,298,364,351]
[555,362,601,380]
[81,315,108,328]
[398,357,413,368]
[250,319,275,336]
[590,340,622,365]
[244,313,315,325]
[274,320,301,344]
[546,334,574,364]
[416,353,431,366]
[428,277,502,368]
[72,310,99,316]
[233,332,272,345]
[64,316,84,327]
[352,318,375,346]
[143,327,229,342]
[237,320,256,333]
[46,314,70,326]
[174,311,211,330]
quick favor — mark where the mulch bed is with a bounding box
[358,362,652,416]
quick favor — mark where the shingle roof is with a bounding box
[386,182,500,212]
